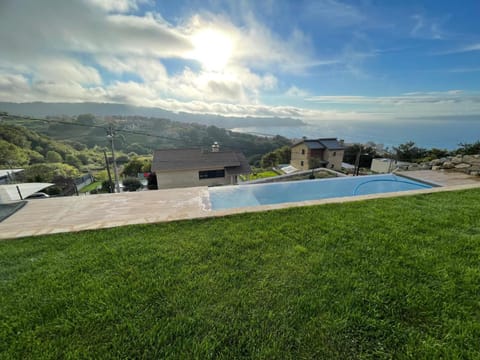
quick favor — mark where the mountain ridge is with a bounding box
[0,102,305,129]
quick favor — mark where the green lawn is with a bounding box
[78,181,101,193]
[2,189,480,358]
[240,170,279,181]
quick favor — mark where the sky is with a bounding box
[1,0,480,125]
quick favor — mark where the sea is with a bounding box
[230,118,480,151]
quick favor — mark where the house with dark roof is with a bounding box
[290,138,345,171]
[151,145,251,189]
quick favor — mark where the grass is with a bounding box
[78,181,101,193]
[283,171,337,181]
[240,170,279,181]
[2,188,480,358]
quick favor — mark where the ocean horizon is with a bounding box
[231,119,480,151]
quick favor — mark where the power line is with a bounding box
[2,113,243,150]
[2,114,190,143]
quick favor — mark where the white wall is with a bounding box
[371,158,396,173]
[156,169,231,189]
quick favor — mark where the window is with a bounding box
[301,149,305,155]
[199,169,225,179]
[330,164,334,169]
[333,151,336,156]
[300,161,304,166]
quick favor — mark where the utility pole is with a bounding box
[103,150,114,193]
[107,125,121,193]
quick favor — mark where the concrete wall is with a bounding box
[156,169,233,189]
[371,158,396,173]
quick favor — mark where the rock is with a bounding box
[431,159,443,166]
[442,161,454,169]
[469,165,480,171]
[451,156,463,164]
[455,163,471,169]
[432,165,441,171]
[470,171,480,176]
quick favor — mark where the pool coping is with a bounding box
[208,182,480,217]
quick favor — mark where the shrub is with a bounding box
[122,177,143,192]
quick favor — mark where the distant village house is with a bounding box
[290,138,345,171]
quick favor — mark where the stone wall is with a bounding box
[402,155,480,176]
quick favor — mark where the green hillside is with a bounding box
[2,113,292,164]
[1,188,480,358]
[0,123,98,175]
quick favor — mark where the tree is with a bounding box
[49,175,77,196]
[76,114,96,125]
[101,180,114,193]
[24,163,80,182]
[260,152,278,168]
[260,145,292,168]
[274,145,291,164]
[28,150,45,164]
[456,141,480,155]
[122,157,152,177]
[122,177,143,192]
[65,154,82,169]
[343,144,377,168]
[46,150,62,163]
[0,140,29,166]
[393,141,427,162]
[426,148,450,159]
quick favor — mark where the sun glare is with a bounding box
[191,29,234,71]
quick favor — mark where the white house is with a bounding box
[151,147,251,189]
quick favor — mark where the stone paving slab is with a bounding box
[398,169,480,186]
[0,188,211,240]
[1,171,480,240]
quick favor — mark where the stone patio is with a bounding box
[1,170,480,240]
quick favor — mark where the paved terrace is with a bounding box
[1,170,480,240]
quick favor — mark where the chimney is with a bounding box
[211,141,220,152]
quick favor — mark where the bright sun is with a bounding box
[191,29,233,71]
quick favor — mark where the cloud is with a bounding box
[302,0,364,27]
[410,14,445,40]
[305,90,480,120]
[86,0,145,13]
[34,58,102,85]
[439,43,480,55]
[285,86,309,97]
[306,90,480,105]
[96,56,169,82]
[183,13,315,74]
[0,1,191,63]
[0,0,313,107]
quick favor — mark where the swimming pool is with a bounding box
[209,174,433,210]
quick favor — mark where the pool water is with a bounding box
[209,174,432,210]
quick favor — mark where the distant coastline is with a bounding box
[230,120,480,150]
[1,101,478,150]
